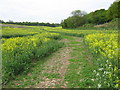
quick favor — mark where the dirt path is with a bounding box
[4,35,94,88]
[34,38,73,88]
[4,35,84,88]
[33,36,84,88]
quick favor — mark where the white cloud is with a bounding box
[0,0,115,23]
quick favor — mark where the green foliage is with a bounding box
[85,33,119,88]
[2,27,40,38]
[61,10,87,28]
[2,26,119,88]
[2,21,60,27]
[61,16,86,28]
[62,1,119,29]
[64,36,96,88]
[71,10,87,17]
[107,1,120,21]
[62,9,108,28]
[0,20,4,23]
[103,18,119,30]
[49,28,119,88]
[2,28,63,84]
[85,9,107,24]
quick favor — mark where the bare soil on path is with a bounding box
[34,37,82,88]
[4,36,83,88]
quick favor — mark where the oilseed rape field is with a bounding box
[1,25,119,88]
[44,27,119,88]
[85,33,119,88]
[2,26,63,84]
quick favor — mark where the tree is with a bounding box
[61,11,87,28]
[9,20,13,23]
[0,20,4,23]
[107,0,120,21]
[85,9,107,24]
[71,10,87,17]
[61,10,87,28]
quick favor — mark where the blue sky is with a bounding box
[0,0,115,23]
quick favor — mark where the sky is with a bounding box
[0,0,115,23]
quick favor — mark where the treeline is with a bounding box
[0,20,60,27]
[61,0,120,28]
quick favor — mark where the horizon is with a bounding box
[0,0,115,23]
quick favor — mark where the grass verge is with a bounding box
[64,37,97,88]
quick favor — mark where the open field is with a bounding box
[1,24,119,88]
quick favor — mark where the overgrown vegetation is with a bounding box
[61,0,120,29]
[2,27,63,84]
[45,27,119,88]
[2,27,39,38]
[1,0,119,88]
[85,33,119,88]
[1,25,119,88]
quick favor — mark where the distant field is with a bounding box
[2,25,63,84]
[2,24,46,38]
[1,24,119,88]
